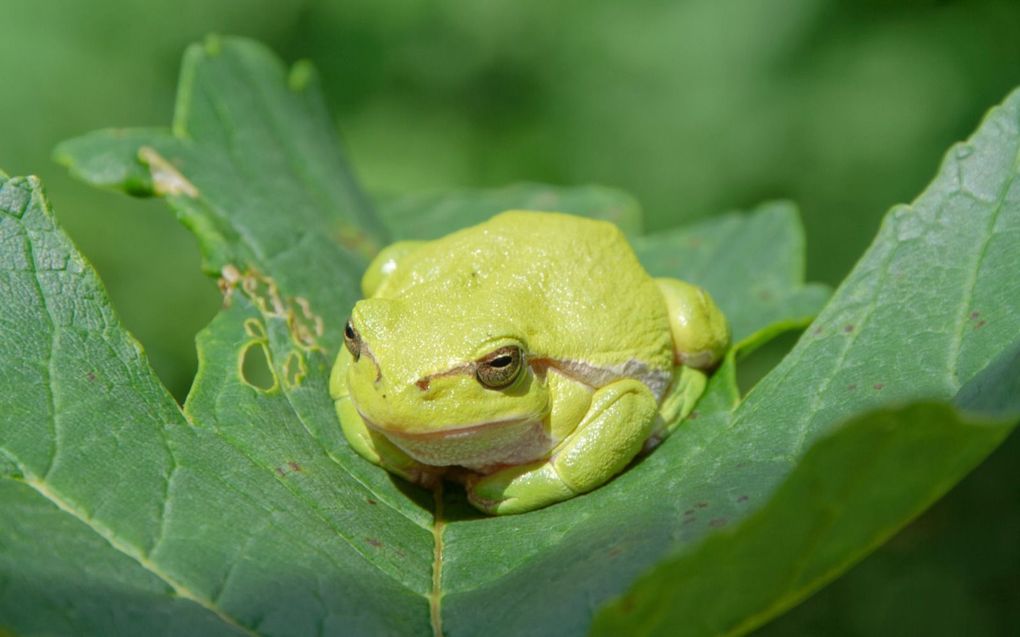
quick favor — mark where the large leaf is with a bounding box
[590,88,1020,633]
[15,36,1017,636]
[53,35,388,355]
[0,175,429,635]
[592,355,1019,636]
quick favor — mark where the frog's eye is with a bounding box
[475,345,523,389]
[343,319,361,361]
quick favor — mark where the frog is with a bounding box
[329,210,729,515]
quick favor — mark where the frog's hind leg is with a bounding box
[655,278,729,371]
[647,364,708,447]
[467,378,658,515]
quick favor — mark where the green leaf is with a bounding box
[589,89,1020,634]
[0,175,430,634]
[54,35,388,355]
[23,35,1019,637]
[378,182,643,240]
[592,397,1016,637]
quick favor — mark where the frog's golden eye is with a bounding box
[475,345,523,389]
[343,319,361,361]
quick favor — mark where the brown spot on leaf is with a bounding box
[275,467,286,477]
[366,538,383,548]
[607,547,623,558]
[86,371,96,382]
[620,594,635,613]
[696,501,709,509]
[709,518,728,528]
[873,383,885,391]
[688,411,700,420]
[416,378,430,391]
[847,383,858,391]
[843,324,855,333]
[683,509,695,516]
[975,320,987,330]
[812,325,824,336]
[970,311,981,319]
[366,498,377,505]
[758,290,773,301]
[287,461,302,473]
[737,495,749,503]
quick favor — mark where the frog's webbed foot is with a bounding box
[467,379,658,515]
[655,278,729,371]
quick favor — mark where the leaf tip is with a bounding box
[203,33,223,56]
[289,59,316,92]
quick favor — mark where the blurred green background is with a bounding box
[2,0,1016,633]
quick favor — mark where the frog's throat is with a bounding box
[360,411,551,469]
[361,411,530,438]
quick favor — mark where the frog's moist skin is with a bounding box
[329,211,729,515]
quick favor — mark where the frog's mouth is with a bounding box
[360,411,552,471]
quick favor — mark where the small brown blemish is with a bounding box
[873,383,885,391]
[737,495,749,503]
[735,461,750,469]
[688,411,700,420]
[696,501,709,509]
[843,324,855,333]
[812,325,824,336]
[287,461,302,473]
[847,383,858,391]
[366,498,377,505]
[620,595,635,614]
[139,146,198,197]
[682,516,697,525]
[709,518,727,528]
[607,547,623,558]
[366,538,383,548]
[758,290,773,301]
[416,378,430,391]
[335,224,381,260]
[275,467,286,477]
[683,509,695,516]
[86,371,96,382]
[975,320,987,330]
[970,311,980,319]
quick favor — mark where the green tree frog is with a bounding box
[330,211,728,515]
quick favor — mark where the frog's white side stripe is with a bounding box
[529,357,671,401]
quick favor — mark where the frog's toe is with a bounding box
[466,463,575,515]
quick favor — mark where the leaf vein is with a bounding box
[13,465,260,637]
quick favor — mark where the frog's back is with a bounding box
[381,211,674,389]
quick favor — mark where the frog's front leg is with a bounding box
[330,351,444,487]
[335,395,445,488]
[467,378,658,515]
